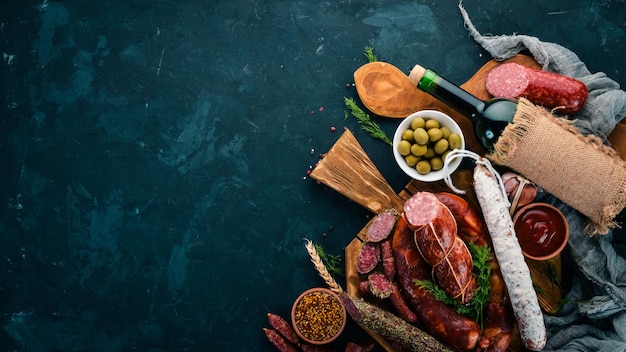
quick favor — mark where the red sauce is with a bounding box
[514,207,566,258]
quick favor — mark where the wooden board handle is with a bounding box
[310,129,404,214]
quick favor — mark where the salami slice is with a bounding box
[367,271,392,299]
[485,62,588,115]
[356,241,380,274]
[365,209,398,242]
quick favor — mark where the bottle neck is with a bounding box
[417,69,485,120]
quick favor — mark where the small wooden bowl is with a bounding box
[290,287,346,345]
[513,203,569,261]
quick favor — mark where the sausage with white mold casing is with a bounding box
[473,163,547,351]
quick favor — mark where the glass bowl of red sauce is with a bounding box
[513,203,569,261]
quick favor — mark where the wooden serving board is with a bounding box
[311,130,561,352]
[354,54,626,159]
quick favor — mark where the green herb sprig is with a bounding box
[414,242,493,329]
[314,243,343,277]
[363,46,377,62]
[344,97,392,146]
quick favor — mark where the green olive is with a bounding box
[416,160,431,175]
[434,139,449,155]
[441,150,451,162]
[427,128,443,143]
[440,126,451,139]
[410,143,427,157]
[411,117,426,130]
[401,129,415,142]
[425,119,440,130]
[430,157,443,171]
[413,128,429,145]
[424,147,436,159]
[449,133,462,150]
[405,154,420,167]
[398,140,412,156]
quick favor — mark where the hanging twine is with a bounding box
[442,149,511,209]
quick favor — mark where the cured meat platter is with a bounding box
[311,129,560,351]
[307,55,626,351]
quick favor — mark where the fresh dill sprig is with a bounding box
[468,242,492,330]
[363,46,377,62]
[546,259,561,288]
[344,97,392,145]
[413,242,493,329]
[414,279,472,316]
[314,243,343,277]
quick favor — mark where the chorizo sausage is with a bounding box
[392,216,481,351]
[404,192,476,304]
[263,328,299,352]
[485,62,588,115]
[435,192,515,352]
[267,313,300,346]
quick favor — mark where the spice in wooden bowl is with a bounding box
[291,287,347,345]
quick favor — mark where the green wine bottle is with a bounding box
[410,65,517,150]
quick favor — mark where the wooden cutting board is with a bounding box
[311,130,561,352]
[353,54,626,159]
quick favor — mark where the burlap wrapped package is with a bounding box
[488,98,626,235]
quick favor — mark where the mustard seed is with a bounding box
[293,291,344,342]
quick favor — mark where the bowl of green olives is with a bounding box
[393,110,465,182]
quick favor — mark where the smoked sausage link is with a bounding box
[392,216,480,351]
[436,192,515,352]
[404,192,477,304]
[485,62,588,115]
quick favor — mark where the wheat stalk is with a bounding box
[304,239,344,294]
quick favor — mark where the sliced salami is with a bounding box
[356,241,381,274]
[365,209,398,242]
[367,271,392,299]
[485,62,588,115]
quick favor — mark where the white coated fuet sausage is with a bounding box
[443,150,547,351]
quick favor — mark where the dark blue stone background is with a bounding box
[0,1,624,351]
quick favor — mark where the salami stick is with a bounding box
[443,150,547,351]
[340,293,455,352]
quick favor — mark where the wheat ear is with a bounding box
[304,239,344,294]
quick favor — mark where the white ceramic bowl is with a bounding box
[393,110,465,182]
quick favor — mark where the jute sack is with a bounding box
[488,98,626,236]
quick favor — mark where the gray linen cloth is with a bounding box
[458,3,626,351]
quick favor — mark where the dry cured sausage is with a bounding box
[473,163,547,351]
[485,62,588,115]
